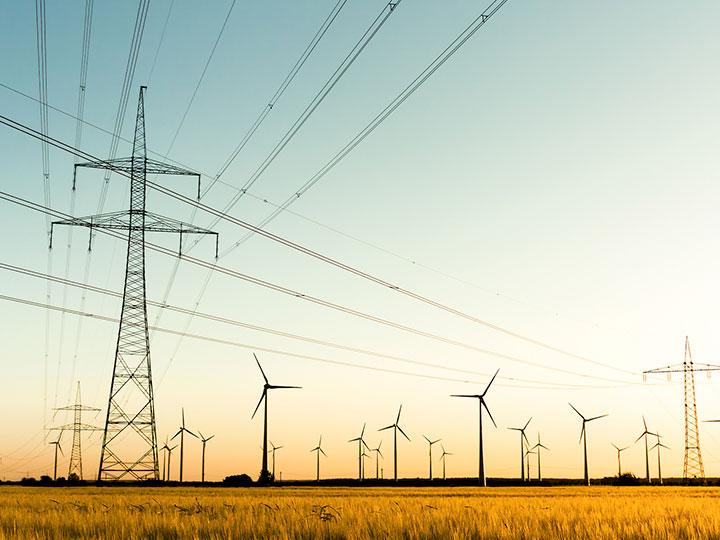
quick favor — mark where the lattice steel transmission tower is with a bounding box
[51,86,218,480]
[51,382,100,480]
[643,336,720,481]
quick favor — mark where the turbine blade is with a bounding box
[642,415,648,431]
[569,403,584,420]
[523,417,532,430]
[397,405,403,424]
[206,435,215,442]
[451,394,479,399]
[349,437,360,443]
[587,414,608,422]
[579,424,585,445]
[362,440,370,450]
[482,369,500,397]
[251,390,266,419]
[361,423,366,438]
[377,449,383,458]
[254,353,269,384]
[397,425,411,442]
[482,400,497,428]
[423,435,431,444]
[635,433,645,443]
[269,385,302,390]
[378,424,394,432]
[171,429,182,440]
[198,431,205,441]
[182,408,185,428]
[185,429,199,439]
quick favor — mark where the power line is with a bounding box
[151,0,349,335]
[0,187,638,385]
[58,0,95,407]
[34,0,53,434]
[95,0,149,215]
[7,113,635,377]
[0,292,643,391]
[164,0,238,156]
[147,0,175,86]
[0,260,610,390]
[0,81,610,336]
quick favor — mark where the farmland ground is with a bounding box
[0,485,718,539]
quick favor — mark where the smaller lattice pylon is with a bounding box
[50,382,101,480]
[643,336,720,481]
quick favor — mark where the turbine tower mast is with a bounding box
[643,336,720,482]
[50,86,218,481]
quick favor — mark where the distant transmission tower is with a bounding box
[51,382,100,480]
[643,336,720,481]
[50,86,218,480]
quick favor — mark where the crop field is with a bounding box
[1,485,719,539]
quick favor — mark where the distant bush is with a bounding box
[614,473,639,486]
[223,474,253,486]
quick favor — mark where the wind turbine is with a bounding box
[651,433,670,485]
[310,435,326,482]
[524,448,536,481]
[160,438,171,481]
[348,423,370,481]
[171,408,198,482]
[361,450,371,480]
[635,416,657,484]
[451,368,499,486]
[199,432,215,483]
[49,432,63,481]
[569,403,607,486]
[370,441,383,479]
[508,417,532,482]
[423,435,441,481]
[269,440,283,482]
[439,445,452,480]
[532,433,549,481]
[611,443,629,477]
[378,405,410,482]
[251,353,301,483]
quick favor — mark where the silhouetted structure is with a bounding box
[50,87,218,480]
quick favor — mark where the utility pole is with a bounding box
[51,382,100,480]
[50,87,218,481]
[644,337,720,481]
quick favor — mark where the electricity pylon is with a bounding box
[51,382,100,480]
[50,86,218,480]
[643,336,720,481]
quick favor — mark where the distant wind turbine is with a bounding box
[269,440,283,482]
[160,438,171,482]
[378,405,410,482]
[569,403,607,486]
[199,432,215,483]
[439,445,452,480]
[423,436,441,481]
[371,441,383,479]
[348,423,370,481]
[171,408,198,482]
[532,433,549,481]
[251,353,301,484]
[651,433,670,485]
[508,417,532,482]
[310,436,326,482]
[49,432,63,481]
[611,443,629,477]
[635,416,657,484]
[451,368,499,486]
[524,448,536,481]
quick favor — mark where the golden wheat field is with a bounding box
[1,485,719,539]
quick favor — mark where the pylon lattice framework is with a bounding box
[643,336,720,481]
[51,87,218,480]
[51,381,100,480]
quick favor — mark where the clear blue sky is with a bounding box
[1,0,720,481]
